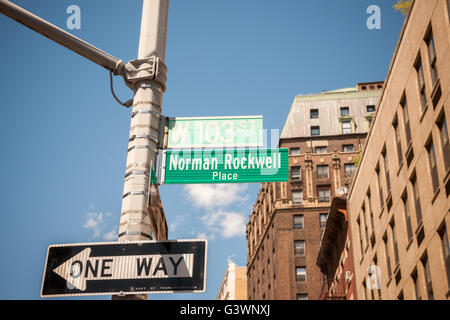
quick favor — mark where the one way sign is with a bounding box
[41,239,207,297]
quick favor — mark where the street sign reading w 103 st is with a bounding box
[160,148,288,184]
[167,116,263,149]
[41,239,207,297]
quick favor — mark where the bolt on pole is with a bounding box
[113,0,169,300]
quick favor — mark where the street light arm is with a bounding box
[0,0,125,76]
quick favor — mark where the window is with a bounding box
[401,96,412,146]
[448,0,450,20]
[340,107,349,117]
[320,214,328,228]
[412,269,421,300]
[317,165,329,179]
[314,146,327,154]
[293,215,304,229]
[437,114,450,171]
[310,109,319,119]
[290,147,300,156]
[294,240,305,255]
[402,191,413,242]
[291,166,301,180]
[367,105,376,113]
[361,206,369,248]
[390,219,400,268]
[296,294,308,300]
[393,117,403,165]
[377,84,383,89]
[421,254,434,299]
[292,190,303,204]
[410,174,422,225]
[376,165,384,209]
[358,217,364,256]
[383,233,392,278]
[438,224,450,288]
[382,147,391,194]
[344,163,356,178]
[361,85,367,90]
[342,144,354,152]
[311,126,320,136]
[415,57,427,112]
[318,186,330,203]
[372,255,381,299]
[296,267,306,282]
[342,120,352,134]
[425,28,438,85]
[362,280,367,300]
[367,192,374,237]
[426,138,439,193]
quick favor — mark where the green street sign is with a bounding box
[160,148,288,184]
[167,116,263,149]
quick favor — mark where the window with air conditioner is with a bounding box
[294,240,305,256]
[291,166,301,180]
[292,190,303,204]
[296,267,306,282]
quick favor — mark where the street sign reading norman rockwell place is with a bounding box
[159,148,288,184]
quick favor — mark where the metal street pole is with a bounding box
[112,0,169,300]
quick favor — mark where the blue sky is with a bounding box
[0,0,404,300]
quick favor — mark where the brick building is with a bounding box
[246,83,383,300]
[348,0,450,300]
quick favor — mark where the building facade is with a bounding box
[246,83,383,300]
[216,263,248,300]
[348,0,450,300]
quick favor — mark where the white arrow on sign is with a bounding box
[53,248,194,291]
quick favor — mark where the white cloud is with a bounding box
[82,210,117,240]
[103,228,118,241]
[201,210,246,238]
[169,214,188,233]
[83,217,99,229]
[196,232,216,241]
[227,254,236,264]
[83,212,102,238]
[184,184,249,209]
[197,232,207,239]
[220,212,246,238]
